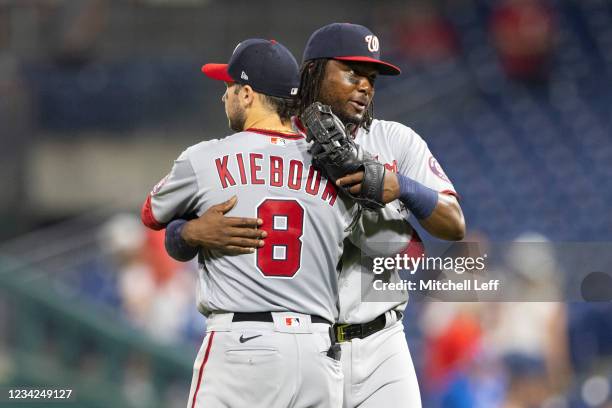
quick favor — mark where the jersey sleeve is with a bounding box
[141,149,200,230]
[348,202,415,257]
[391,124,458,197]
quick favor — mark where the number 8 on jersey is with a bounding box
[256,199,304,278]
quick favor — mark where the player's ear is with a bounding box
[240,85,255,107]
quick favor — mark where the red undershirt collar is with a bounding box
[246,127,303,139]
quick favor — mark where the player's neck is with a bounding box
[244,109,293,133]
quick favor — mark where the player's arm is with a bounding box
[381,171,465,241]
[164,196,267,259]
[141,149,200,231]
[165,219,198,261]
[338,171,464,240]
[415,190,464,241]
[337,124,465,241]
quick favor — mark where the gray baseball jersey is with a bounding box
[338,119,457,324]
[142,129,358,323]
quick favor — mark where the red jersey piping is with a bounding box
[245,128,304,139]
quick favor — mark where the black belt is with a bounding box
[232,312,331,325]
[333,311,403,342]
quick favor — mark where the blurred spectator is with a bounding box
[421,303,483,389]
[419,231,491,403]
[393,2,459,65]
[484,233,571,406]
[440,352,506,408]
[490,0,556,84]
[420,302,489,407]
[99,214,197,344]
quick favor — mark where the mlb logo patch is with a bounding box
[269,137,287,146]
[285,317,301,327]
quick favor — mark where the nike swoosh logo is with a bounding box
[239,334,262,343]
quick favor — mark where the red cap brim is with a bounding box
[335,56,401,75]
[201,64,234,82]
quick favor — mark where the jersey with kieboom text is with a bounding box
[338,119,458,324]
[142,129,358,323]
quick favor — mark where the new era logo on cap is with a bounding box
[201,38,300,98]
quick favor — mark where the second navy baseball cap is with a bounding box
[303,23,401,75]
[202,39,300,98]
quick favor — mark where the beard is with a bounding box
[331,105,362,128]
[317,92,364,128]
[227,103,246,132]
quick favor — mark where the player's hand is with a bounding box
[336,171,400,204]
[181,196,266,255]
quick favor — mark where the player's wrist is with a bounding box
[179,219,200,247]
[397,173,438,220]
[383,172,401,203]
[166,219,199,262]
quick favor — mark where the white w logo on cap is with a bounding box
[365,35,379,52]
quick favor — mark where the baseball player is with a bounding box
[298,23,464,408]
[166,24,465,408]
[141,39,360,408]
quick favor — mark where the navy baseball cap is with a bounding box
[202,39,300,98]
[303,23,401,75]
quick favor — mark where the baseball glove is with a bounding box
[300,102,385,210]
